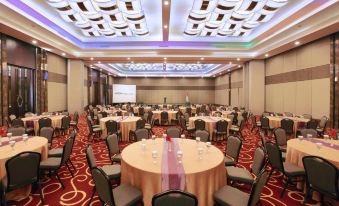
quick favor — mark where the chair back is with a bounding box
[306,119,318,130]
[265,142,284,173]
[273,128,287,146]
[242,111,248,121]
[161,111,169,121]
[116,110,122,116]
[303,156,339,199]
[232,112,238,125]
[85,144,97,169]
[180,116,187,130]
[260,132,267,153]
[105,120,119,134]
[251,147,266,176]
[186,107,192,116]
[139,107,145,116]
[166,127,181,138]
[87,116,94,133]
[284,112,293,117]
[280,118,294,134]
[91,167,115,205]
[73,112,79,123]
[152,190,198,206]
[5,152,41,191]
[135,128,149,141]
[195,130,209,142]
[300,129,317,138]
[39,117,52,129]
[216,120,228,133]
[136,119,146,129]
[248,170,269,206]
[106,134,120,160]
[61,115,71,129]
[260,116,270,129]
[11,118,24,127]
[40,127,54,144]
[7,127,26,136]
[60,137,73,165]
[225,136,242,162]
[194,119,205,130]
[318,116,328,129]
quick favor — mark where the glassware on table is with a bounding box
[7,133,12,141]
[206,142,211,152]
[197,147,204,160]
[23,134,29,144]
[152,150,158,164]
[152,135,156,144]
[162,133,167,141]
[196,137,201,147]
[297,135,303,141]
[177,150,183,164]
[307,134,313,139]
[315,142,322,150]
[9,141,16,150]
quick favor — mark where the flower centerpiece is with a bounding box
[166,135,172,152]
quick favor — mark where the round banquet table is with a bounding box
[286,138,339,168]
[188,116,231,138]
[152,110,178,122]
[21,115,65,135]
[0,136,48,201]
[179,107,197,114]
[99,116,141,141]
[266,116,309,136]
[121,139,226,206]
[133,106,152,115]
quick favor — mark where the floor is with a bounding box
[8,113,330,206]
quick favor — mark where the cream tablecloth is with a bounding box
[133,107,152,115]
[189,116,231,138]
[152,111,178,122]
[121,139,226,206]
[267,116,309,136]
[179,107,197,114]
[0,136,48,201]
[21,115,65,134]
[99,116,141,141]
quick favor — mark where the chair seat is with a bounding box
[113,183,142,206]
[214,129,227,135]
[213,185,250,206]
[101,165,121,180]
[25,128,34,133]
[224,156,236,167]
[145,124,151,129]
[283,162,305,177]
[230,126,239,132]
[70,121,77,126]
[92,125,100,128]
[282,152,286,161]
[48,148,63,157]
[279,145,287,152]
[40,157,61,170]
[226,166,254,184]
[93,128,102,132]
[316,128,324,132]
[187,127,195,132]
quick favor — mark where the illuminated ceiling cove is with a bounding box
[96,63,236,77]
[184,0,288,37]
[46,0,149,37]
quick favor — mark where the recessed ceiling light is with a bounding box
[164,57,167,60]
[98,61,101,64]
[227,69,230,71]
[229,61,232,64]
[127,57,130,60]
[265,54,269,57]
[200,57,204,60]
[131,61,134,64]
[238,65,241,68]
[197,61,200,64]
[90,57,94,60]
[164,0,169,5]
[61,52,66,56]
[100,69,102,71]
[164,25,168,29]
[32,40,37,44]
[237,58,240,61]
[294,41,300,45]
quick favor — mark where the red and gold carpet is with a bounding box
[7,113,327,206]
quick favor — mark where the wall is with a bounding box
[230,69,244,107]
[47,52,67,112]
[214,73,229,105]
[67,60,86,113]
[265,37,331,118]
[113,77,215,104]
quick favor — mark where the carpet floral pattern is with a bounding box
[7,113,333,206]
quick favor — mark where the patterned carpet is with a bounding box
[7,113,330,206]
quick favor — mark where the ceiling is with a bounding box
[0,0,339,77]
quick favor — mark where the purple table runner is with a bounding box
[161,139,186,191]
[304,138,339,150]
[0,136,32,147]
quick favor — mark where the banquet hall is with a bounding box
[0,0,338,206]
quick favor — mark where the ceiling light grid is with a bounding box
[184,0,288,37]
[46,0,149,37]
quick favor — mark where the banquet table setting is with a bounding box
[121,138,226,206]
[188,116,232,137]
[152,110,178,122]
[99,116,141,141]
[21,115,65,134]
[266,116,310,135]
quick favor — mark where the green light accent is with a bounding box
[211,41,255,48]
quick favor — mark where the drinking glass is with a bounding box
[9,141,15,150]
[206,142,211,152]
[297,135,303,141]
[7,133,12,141]
[23,134,29,144]
[152,150,158,164]
[152,135,156,145]
[177,151,183,164]
[197,147,203,160]
[316,142,322,150]
[196,137,201,147]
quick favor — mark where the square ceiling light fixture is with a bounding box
[184,0,288,37]
[46,0,149,37]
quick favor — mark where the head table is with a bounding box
[0,136,48,201]
[121,138,226,206]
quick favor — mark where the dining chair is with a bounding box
[70,111,79,131]
[300,129,318,138]
[195,130,209,142]
[129,119,146,141]
[280,118,294,136]
[260,116,271,135]
[316,116,328,135]
[214,170,269,206]
[194,119,206,131]
[38,117,52,132]
[59,115,71,136]
[40,126,54,148]
[135,128,150,141]
[11,118,24,127]
[265,142,305,197]
[179,116,195,137]
[303,156,339,205]
[160,111,169,126]
[1,152,43,206]
[213,120,228,141]
[7,127,26,136]
[152,190,198,206]
[273,128,287,152]
[224,135,242,167]
[87,117,102,141]
[106,134,121,164]
[105,120,121,141]
[90,167,143,206]
[166,127,181,138]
